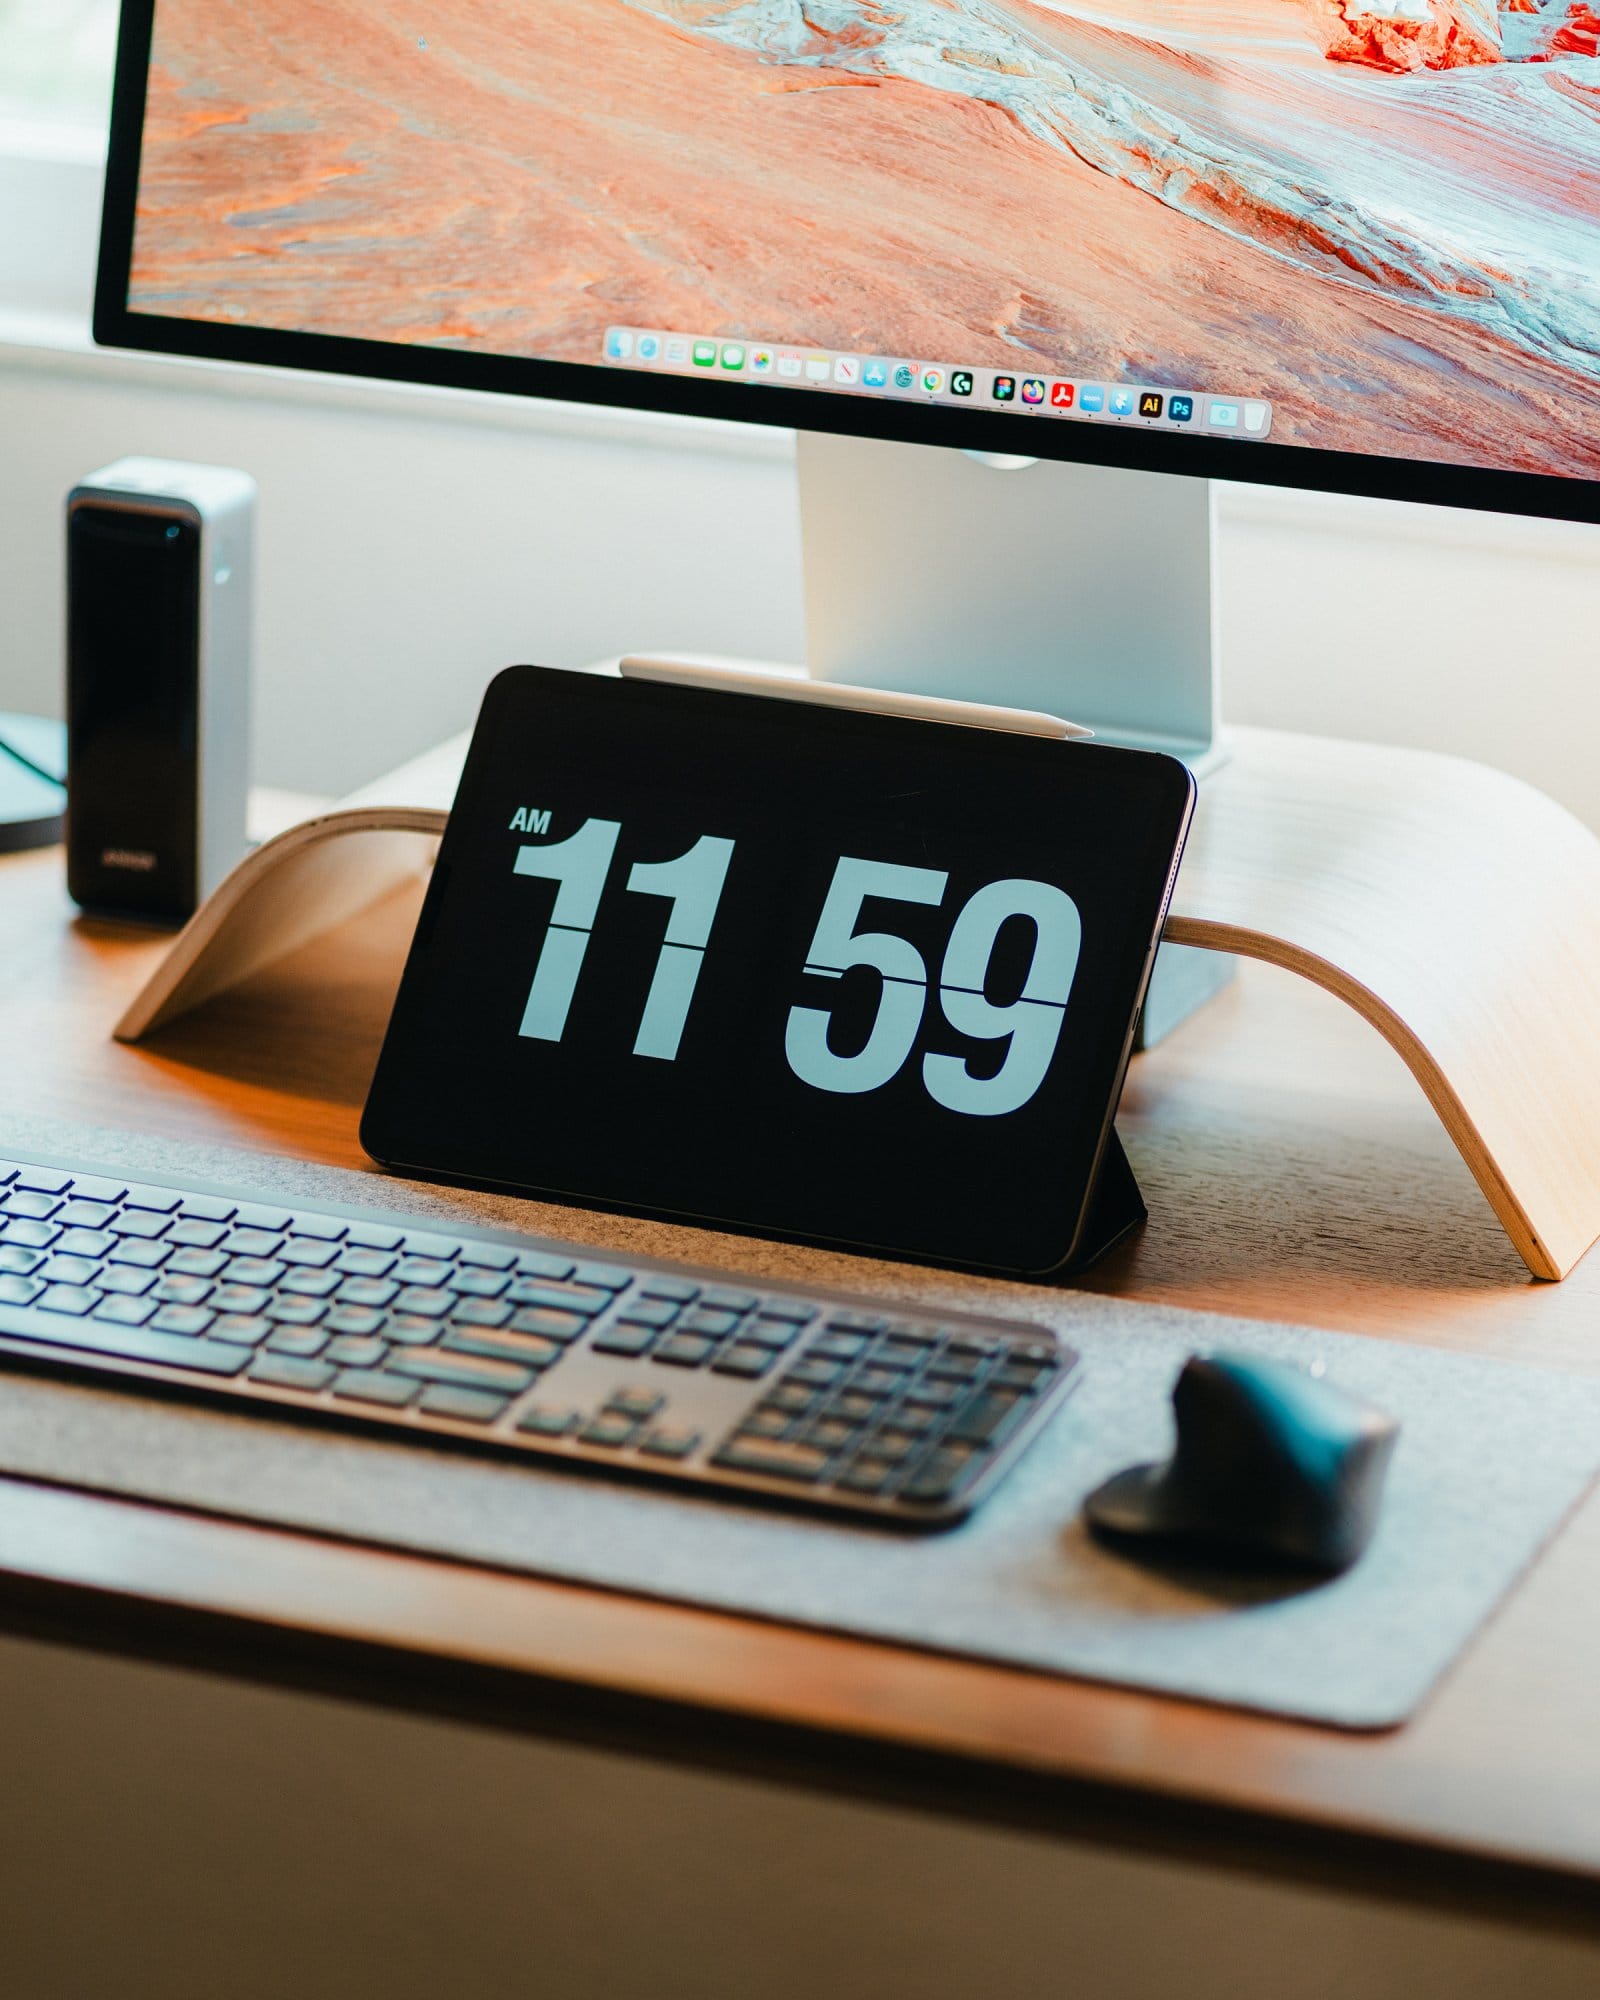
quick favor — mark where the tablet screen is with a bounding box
[362,667,1193,1274]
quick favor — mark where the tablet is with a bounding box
[361,666,1194,1277]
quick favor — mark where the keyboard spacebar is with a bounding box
[0,1303,254,1377]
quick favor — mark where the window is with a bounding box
[0,0,117,129]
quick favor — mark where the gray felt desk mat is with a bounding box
[2,1116,1597,1732]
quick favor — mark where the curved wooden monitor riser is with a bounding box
[113,727,1600,1283]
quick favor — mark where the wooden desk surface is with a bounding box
[3,842,1598,1914]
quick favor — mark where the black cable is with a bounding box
[0,730,67,789]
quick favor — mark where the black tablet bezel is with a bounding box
[96,1,1600,531]
[360,666,1194,1278]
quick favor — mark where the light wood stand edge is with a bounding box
[114,723,1600,1282]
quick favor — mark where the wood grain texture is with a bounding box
[1168,727,1600,1279]
[2,837,1599,1887]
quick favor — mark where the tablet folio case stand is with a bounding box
[1056,1128,1146,1277]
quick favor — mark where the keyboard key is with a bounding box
[343,1223,404,1252]
[92,1295,156,1329]
[41,1254,100,1288]
[752,1299,817,1325]
[638,1278,698,1304]
[712,1344,774,1380]
[770,1383,817,1414]
[829,1311,887,1335]
[325,1334,390,1369]
[108,1209,172,1240]
[224,1256,284,1286]
[323,1305,385,1338]
[838,1457,896,1495]
[0,1275,44,1307]
[654,1333,716,1368]
[679,1308,741,1338]
[1,1219,60,1252]
[265,1327,329,1358]
[508,1279,609,1316]
[58,1227,116,1260]
[571,1260,632,1291]
[457,1244,516,1272]
[108,1237,172,1270]
[508,1306,587,1341]
[178,1196,238,1223]
[335,1368,419,1408]
[515,1250,575,1281]
[337,1277,399,1309]
[387,1348,535,1393]
[400,1230,462,1260]
[281,1237,339,1270]
[250,1354,336,1393]
[808,1417,859,1452]
[421,1384,509,1424]
[167,1247,228,1279]
[638,1426,700,1460]
[223,1227,283,1258]
[210,1283,270,1314]
[154,1275,213,1307]
[233,1203,294,1232]
[789,1359,842,1389]
[712,1437,832,1483]
[123,1187,182,1215]
[151,1304,215,1337]
[335,1247,397,1279]
[38,1284,99,1317]
[395,1286,454,1318]
[0,1247,45,1276]
[948,1391,1026,1447]
[613,1298,679,1329]
[289,1214,346,1242]
[744,1407,793,1440]
[810,1333,868,1362]
[0,1308,253,1377]
[900,1446,982,1505]
[212,1315,273,1345]
[516,1405,580,1437]
[449,1268,510,1300]
[379,1313,440,1346]
[168,1219,229,1250]
[264,1297,327,1327]
[591,1324,655,1358]
[699,1288,758,1314]
[833,1389,886,1422]
[280,1267,341,1299]
[580,1412,638,1448]
[605,1387,664,1420]
[59,1199,117,1230]
[6,1192,61,1221]
[450,1298,512,1329]
[442,1326,563,1369]
[395,1255,454,1286]
[12,1169,71,1196]
[744,1317,801,1350]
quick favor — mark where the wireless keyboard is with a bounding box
[0,1152,1080,1528]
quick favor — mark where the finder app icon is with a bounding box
[605,329,634,361]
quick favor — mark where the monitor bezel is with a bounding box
[95,0,1600,529]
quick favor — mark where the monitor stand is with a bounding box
[797,432,1232,1042]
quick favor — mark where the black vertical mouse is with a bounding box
[1083,1352,1400,1574]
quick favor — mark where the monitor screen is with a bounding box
[97,1,1600,520]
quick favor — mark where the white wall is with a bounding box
[4,325,1600,815]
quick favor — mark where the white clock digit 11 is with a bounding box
[785,858,1081,1117]
[514,819,734,1058]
